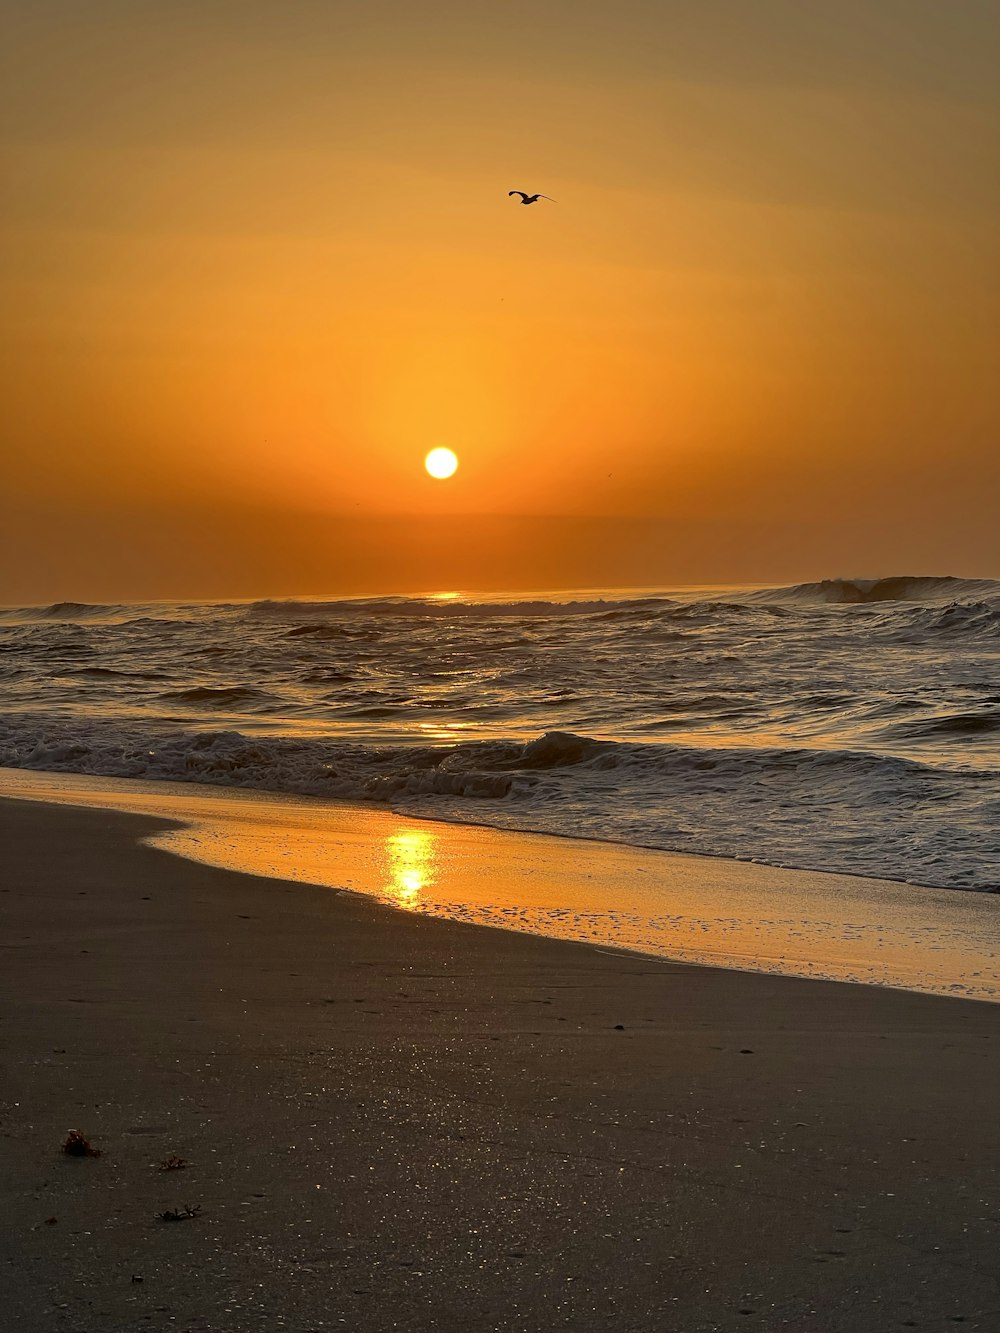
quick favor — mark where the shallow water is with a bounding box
[1,576,998,890]
[2,769,997,1002]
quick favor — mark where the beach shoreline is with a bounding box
[1,795,998,1331]
[1,767,996,1003]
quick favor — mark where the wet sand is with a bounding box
[2,768,996,1001]
[1,796,998,1332]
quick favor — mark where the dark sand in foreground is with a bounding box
[1,798,998,1332]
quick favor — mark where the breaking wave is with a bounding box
[759,575,1000,605]
[0,718,996,892]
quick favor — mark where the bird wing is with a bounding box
[508,190,528,200]
[538,195,557,202]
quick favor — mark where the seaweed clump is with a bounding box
[158,1155,190,1171]
[62,1131,101,1158]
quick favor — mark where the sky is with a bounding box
[1,0,998,600]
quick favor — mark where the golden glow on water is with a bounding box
[383,830,437,908]
[1,769,996,1003]
[414,721,476,743]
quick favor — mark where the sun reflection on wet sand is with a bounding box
[383,830,437,908]
[1,769,997,1002]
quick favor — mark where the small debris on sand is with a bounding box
[157,1155,190,1171]
[158,1204,201,1222]
[62,1130,101,1157]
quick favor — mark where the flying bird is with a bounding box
[508,191,556,205]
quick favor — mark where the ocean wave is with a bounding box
[5,580,996,629]
[891,600,1000,640]
[158,686,281,708]
[0,602,203,627]
[247,596,674,621]
[71,666,170,680]
[881,708,1000,741]
[1,719,996,891]
[244,582,1000,636]
[0,600,126,622]
[285,623,380,640]
[758,575,1000,606]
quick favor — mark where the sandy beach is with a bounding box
[2,795,998,1332]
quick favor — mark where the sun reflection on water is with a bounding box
[383,829,437,908]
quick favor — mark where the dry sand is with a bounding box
[1,796,998,1331]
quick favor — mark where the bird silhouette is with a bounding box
[508,191,556,205]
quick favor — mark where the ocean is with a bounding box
[1,575,998,894]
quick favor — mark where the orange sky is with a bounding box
[1,1,998,600]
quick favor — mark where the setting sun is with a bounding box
[424,448,459,480]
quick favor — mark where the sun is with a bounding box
[424,447,458,480]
